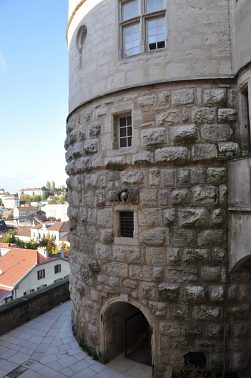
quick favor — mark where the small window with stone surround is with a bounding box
[119,0,166,57]
[119,211,134,237]
[114,112,132,148]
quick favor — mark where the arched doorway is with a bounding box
[101,300,153,367]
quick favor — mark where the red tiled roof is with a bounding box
[59,233,69,242]
[0,248,49,288]
[16,227,31,237]
[48,222,69,232]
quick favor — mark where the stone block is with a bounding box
[155,147,190,164]
[133,151,152,165]
[171,189,188,205]
[140,228,166,246]
[200,267,221,283]
[167,248,182,264]
[149,168,160,186]
[146,247,166,264]
[139,208,163,227]
[97,208,112,227]
[172,89,194,105]
[200,123,233,142]
[211,208,224,225]
[140,282,157,299]
[203,89,226,105]
[190,168,206,184]
[140,189,157,206]
[219,184,227,204]
[192,107,217,124]
[159,321,181,336]
[207,168,226,184]
[89,122,101,137]
[164,208,176,225]
[159,190,169,206]
[149,301,167,316]
[121,170,145,184]
[177,168,190,185]
[193,305,221,320]
[123,279,138,289]
[192,143,218,161]
[106,262,128,278]
[218,108,237,123]
[218,142,240,155]
[206,323,222,338]
[208,285,224,302]
[198,229,224,247]
[183,248,208,263]
[171,124,197,144]
[161,169,175,187]
[156,109,189,126]
[96,106,107,117]
[138,94,156,106]
[159,90,171,104]
[178,208,208,227]
[185,286,205,303]
[129,265,153,281]
[95,191,106,207]
[192,185,217,205]
[105,157,124,170]
[113,246,141,263]
[142,128,166,146]
[100,229,113,244]
[211,247,225,263]
[158,284,180,301]
[84,139,98,154]
[171,228,194,247]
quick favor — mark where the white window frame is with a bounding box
[119,0,167,58]
[113,112,133,149]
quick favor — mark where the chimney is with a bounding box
[37,246,49,258]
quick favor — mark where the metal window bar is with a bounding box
[119,211,134,237]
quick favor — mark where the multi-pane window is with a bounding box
[54,264,62,274]
[114,113,132,149]
[119,211,134,238]
[37,269,45,280]
[119,115,132,147]
[119,0,166,58]
[146,17,165,51]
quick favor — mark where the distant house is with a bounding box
[41,203,69,222]
[1,195,20,209]
[16,226,31,242]
[18,188,45,198]
[31,221,69,246]
[13,206,38,221]
[0,247,70,304]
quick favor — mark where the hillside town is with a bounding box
[0,183,70,305]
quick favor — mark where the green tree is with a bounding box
[2,230,17,243]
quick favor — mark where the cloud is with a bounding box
[0,52,7,73]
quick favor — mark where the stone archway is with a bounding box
[100,296,155,369]
[227,256,251,377]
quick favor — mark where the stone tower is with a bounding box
[66,1,251,376]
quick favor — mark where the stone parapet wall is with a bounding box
[66,81,238,376]
[0,279,70,336]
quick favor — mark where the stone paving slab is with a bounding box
[0,302,152,378]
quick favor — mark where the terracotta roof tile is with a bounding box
[48,222,69,232]
[0,248,49,288]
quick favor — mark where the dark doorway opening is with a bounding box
[103,301,152,366]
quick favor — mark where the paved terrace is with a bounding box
[0,301,152,378]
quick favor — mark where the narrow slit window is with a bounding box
[119,211,134,238]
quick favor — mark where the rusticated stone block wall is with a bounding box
[66,82,238,376]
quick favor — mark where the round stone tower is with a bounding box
[66,1,243,376]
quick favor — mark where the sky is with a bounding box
[0,0,69,193]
